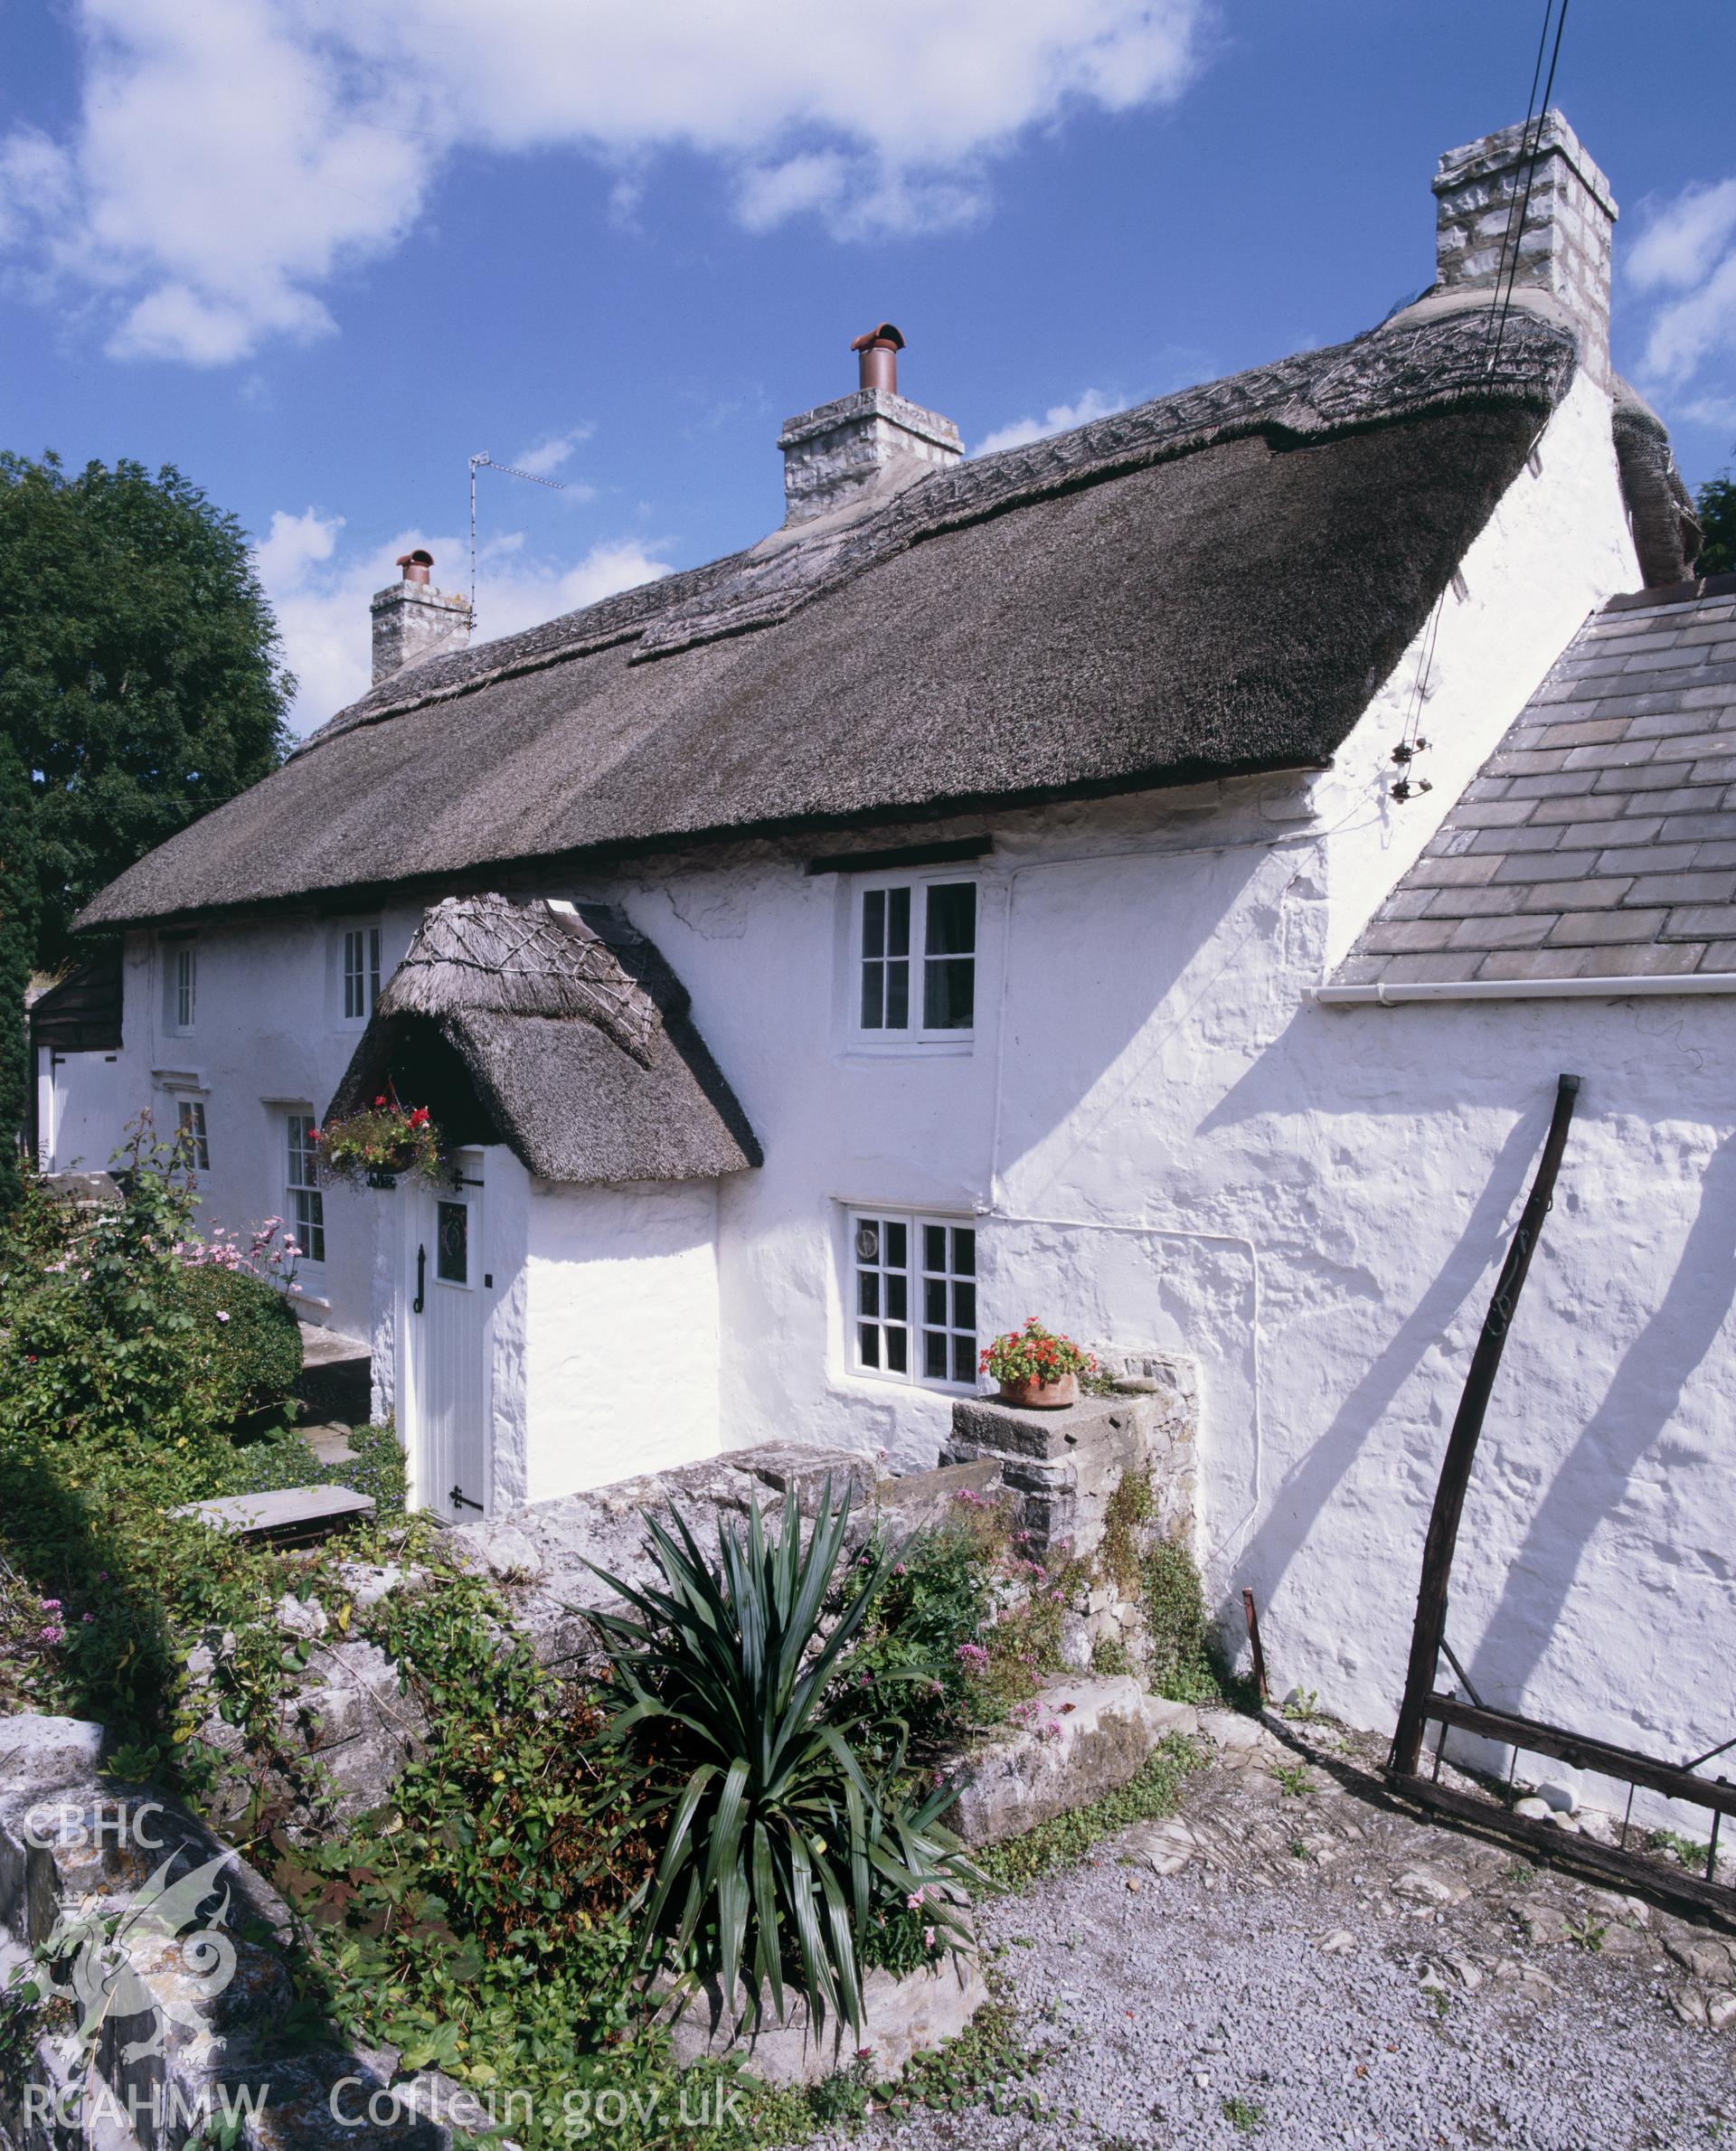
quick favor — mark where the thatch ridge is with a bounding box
[379,894,659,1065]
[300,310,1575,750]
[76,311,1583,936]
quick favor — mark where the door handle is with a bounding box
[413,1243,426,1315]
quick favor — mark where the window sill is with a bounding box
[840,1037,974,1061]
[290,1289,332,1310]
[840,1368,978,1401]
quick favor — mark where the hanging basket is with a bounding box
[315,1090,445,1189]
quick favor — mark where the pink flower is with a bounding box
[216,1311,231,1325]
[40,1599,61,1611]
[923,1926,936,1949]
[905,1887,929,1910]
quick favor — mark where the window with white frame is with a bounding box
[850,1211,977,1387]
[286,1111,326,1266]
[855,879,976,1038]
[174,1096,210,1172]
[340,925,382,1023]
[162,939,197,1035]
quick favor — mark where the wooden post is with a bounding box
[1241,1588,1269,1704]
[1389,1072,1581,1778]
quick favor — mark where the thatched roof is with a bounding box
[326,895,760,1185]
[80,307,1582,932]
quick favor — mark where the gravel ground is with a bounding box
[811,1714,1736,2151]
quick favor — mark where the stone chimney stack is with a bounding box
[1431,110,1617,387]
[778,323,962,527]
[370,550,472,684]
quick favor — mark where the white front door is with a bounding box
[404,1148,491,1519]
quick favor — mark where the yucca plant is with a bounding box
[583,1483,978,2039]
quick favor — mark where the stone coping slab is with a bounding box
[948,1675,1199,1845]
[173,1485,374,1544]
[665,1956,988,2084]
[948,1390,1141,1462]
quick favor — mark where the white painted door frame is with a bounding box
[399,1149,494,1521]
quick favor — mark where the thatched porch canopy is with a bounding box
[326,894,760,1185]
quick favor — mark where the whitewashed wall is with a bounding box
[536,359,1736,1787]
[102,905,423,1340]
[78,356,1736,1795]
[516,1176,722,1503]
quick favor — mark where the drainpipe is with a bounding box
[1316,974,1736,1007]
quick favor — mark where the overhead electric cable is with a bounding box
[1390,0,1572,797]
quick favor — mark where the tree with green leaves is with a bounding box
[1697,466,1736,578]
[0,453,293,974]
[0,736,37,1212]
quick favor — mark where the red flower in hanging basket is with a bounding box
[317,1083,446,1188]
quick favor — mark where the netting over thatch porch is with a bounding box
[326,894,760,1185]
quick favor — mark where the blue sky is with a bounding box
[4,0,1734,732]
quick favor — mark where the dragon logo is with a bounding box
[34,1846,240,2066]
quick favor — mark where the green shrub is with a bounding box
[175,1264,302,1422]
[0,1124,230,1470]
[837,1493,1069,1759]
[586,1486,981,2038]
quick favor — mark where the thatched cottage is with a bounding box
[45,114,1736,1760]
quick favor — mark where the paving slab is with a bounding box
[174,1484,374,1545]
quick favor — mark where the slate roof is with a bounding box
[1335,573,1736,988]
[77,309,1579,932]
[327,894,760,1184]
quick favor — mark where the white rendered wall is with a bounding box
[512,360,1736,1791]
[517,1176,722,1502]
[79,352,1736,1798]
[100,905,424,1342]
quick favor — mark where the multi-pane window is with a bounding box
[163,940,197,1034]
[175,1098,210,1172]
[851,1212,976,1388]
[286,1112,326,1265]
[857,881,976,1037]
[342,926,382,1022]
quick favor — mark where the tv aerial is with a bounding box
[467,453,567,627]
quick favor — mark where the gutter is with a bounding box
[1316,974,1736,1007]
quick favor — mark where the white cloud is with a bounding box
[1628,179,1736,294]
[255,514,674,732]
[976,386,1128,456]
[507,426,595,481]
[0,0,1212,363]
[1628,178,1736,397]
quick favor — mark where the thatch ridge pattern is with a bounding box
[381,894,659,1066]
[302,312,1575,747]
[327,894,759,1186]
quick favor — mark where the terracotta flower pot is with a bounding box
[996,1373,1078,1410]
